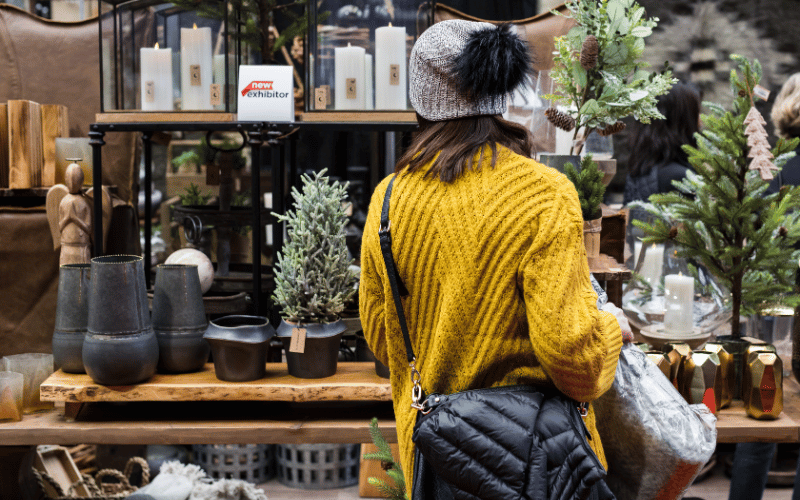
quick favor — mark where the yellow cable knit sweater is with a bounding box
[359,146,622,495]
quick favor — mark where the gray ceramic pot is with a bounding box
[52,263,91,373]
[82,331,159,386]
[204,315,275,382]
[84,255,158,386]
[88,255,151,336]
[277,320,346,379]
[152,264,209,373]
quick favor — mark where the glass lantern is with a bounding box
[98,0,244,116]
[304,0,433,116]
[622,236,732,348]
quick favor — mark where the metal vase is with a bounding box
[204,315,275,382]
[52,263,91,373]
[151,264,209,374]
[715,335,751,400]
[84,255,158,386]
[277,320,346,379]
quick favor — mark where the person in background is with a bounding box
[623,81,702,206]
[728,72,800,500]
[359,20,630,497]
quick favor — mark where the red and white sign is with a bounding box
[238,65,294,122]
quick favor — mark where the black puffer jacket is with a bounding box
[411,386,616,500]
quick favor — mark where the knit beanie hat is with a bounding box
[409,20,531,121]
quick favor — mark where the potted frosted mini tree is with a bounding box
[273,169,358,378]
[564,155,606,261]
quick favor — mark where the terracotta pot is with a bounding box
[277,320,346,379]
[583,218,602,259]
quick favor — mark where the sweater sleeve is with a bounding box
[520,181,622,403]
[359,179,390,366]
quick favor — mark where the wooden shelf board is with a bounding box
[95,112,236,123]
[297,111,417,123]
[589,254,631,281]
[715,399,799,443]
[40,362,392,403]
[0,400,397,445]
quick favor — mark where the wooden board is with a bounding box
[0,103,8,188]
[359,442,400,498]
[298,111,417,124]
[95,112,235,123]
[8,100,43,188]
[589,253,631,282]
[40,362,392,403]
[0,400,397,446]
[40,104,69,187]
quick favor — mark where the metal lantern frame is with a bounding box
[98,0,242,114]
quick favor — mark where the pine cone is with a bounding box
[738,89,748,97]
[669,226,679,239]
[580,35,599,70]
[598,122,626,136]
[780,226,788,237]
[545,108,575,132]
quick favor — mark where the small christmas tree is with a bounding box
[362,417,407,500]
[564,155,606,220]
[632,55,800,338]
[272,169,357,324]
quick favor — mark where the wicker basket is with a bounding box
[275,443,360,490]
[33,456,149,500]
[191,444,275,483]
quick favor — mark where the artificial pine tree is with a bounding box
[632,55,800,338]
[362,417,407,500]
[564,155,606,220]
[272,169,357,324]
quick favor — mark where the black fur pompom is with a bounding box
[453,24,532,99]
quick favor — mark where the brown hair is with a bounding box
[396,114,534,183]
[772,72,800,139]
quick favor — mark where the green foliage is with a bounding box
[362,418,408,500]
[631,55,800,337]
[172,150,202,172]
[179,183,213,206]
[548,0,676,152]
[200,136,247,170]
[169,0,324,62]
[564,155,606,220]
[272,169,357,323]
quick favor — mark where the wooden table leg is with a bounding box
[63,402,84,421]
[606,280,623,308]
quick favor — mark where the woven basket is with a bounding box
[192,444,275,484]
[276,443,360,490]
[33,457,150,500]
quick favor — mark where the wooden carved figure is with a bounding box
[47,162,111,265]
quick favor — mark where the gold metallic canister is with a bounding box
[645,351,672,380]
[703,342,733,409]
[682,351,722,413]
[742,344,777,407]
[663,342,693,394]
[744,351,783,420]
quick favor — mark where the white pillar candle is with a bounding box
[213,54,233,111]
[637,243,664,287]
[334,44,366,110]
[181,25,213,110]
[140,44,173,111]
[365,54,374,110]
[664,273,695,335]
[375,24,407,109]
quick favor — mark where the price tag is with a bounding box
[315,87,327,110]
[754,85,770,101]
[289,327,307,353]
[210,84,221,106]
[390,64,400,86]
[145,81,155,103]
[346,78,357,99]
[321,85,332,105]
[190,65,202,86]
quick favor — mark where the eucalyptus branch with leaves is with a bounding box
[545,0,676,154]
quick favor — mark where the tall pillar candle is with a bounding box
[213,54,234,111]
[334,44,366,110]
[181,25,213,110]
[637,243,664,287]
[140,44,174,111]
[375,24,407,109]
[365,54,374,110]
[664,273,695,335]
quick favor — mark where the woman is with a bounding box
[359,20,625,495]
[623,82,702,205]
[769,73,800,188]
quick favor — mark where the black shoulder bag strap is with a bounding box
[377,176,426,408]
